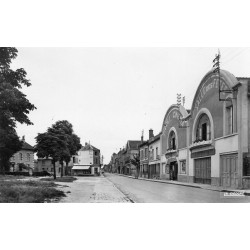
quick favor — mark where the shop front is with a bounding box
[161,104,189,181]
[160,68,250,189]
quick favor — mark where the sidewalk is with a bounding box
[108,173,250,196]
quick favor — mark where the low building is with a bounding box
[122,140,141,176]
[9,138,34,174]
[35,158,74,176]
[72,142,101,176]
[148,131,161,179]
[139,140,149,178]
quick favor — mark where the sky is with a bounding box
[10,47,250,163]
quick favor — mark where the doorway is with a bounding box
[170,161,178,180]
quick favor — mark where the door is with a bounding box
[194,157,211,184]
[220,154,238,188]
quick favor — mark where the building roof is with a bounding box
[127,140,141,150]
[139,140,148,148]
[148,132,161,144]
[22,141,34,151]
[80,143,100,151]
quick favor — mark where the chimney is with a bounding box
[149,129,154,139]
[141,135,144,143]
[22,135,25,142]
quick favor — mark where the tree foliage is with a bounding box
[130,153,140,179]
[35,120,81,179]
[0,47,36,173]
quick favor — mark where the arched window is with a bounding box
[195,114,211,142]
[168,131,176,150]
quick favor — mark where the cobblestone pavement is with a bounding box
[57,175,131,203]
[105,173,250,203]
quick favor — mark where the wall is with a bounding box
[77,150,93,165]
[161,106,187,154]
[11,149,34,171]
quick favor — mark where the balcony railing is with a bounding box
[190,139,212,149]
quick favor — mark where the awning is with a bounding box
[72,165,90,170]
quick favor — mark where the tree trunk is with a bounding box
[60,161,63,178]
[65,162,69,176]
[53,161,56,180]
[0,156,8,175]
[0,158,5,175]
[136,166,140,179]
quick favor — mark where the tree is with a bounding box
[35,120,81,179]
[0,47,36,174]
[0,127,23,173]
[35,131,68,179]
[130,153,140,179]
[49,120,81,177]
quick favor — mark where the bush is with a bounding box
[33,171,52,177]
[0,172,30,176]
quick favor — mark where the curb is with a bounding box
[107,173,250,195]
[104,174,135,203]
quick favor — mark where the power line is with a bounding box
[222,48,249,65]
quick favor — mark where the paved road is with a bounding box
[58,175,130,203]
[104,173,250,203]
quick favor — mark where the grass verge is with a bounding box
[40,176,77,183]
[0,176,66,203]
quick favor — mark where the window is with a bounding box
[27,153,30,161]
[152,149,154,160]
[168,131,176,150]
[225,100,233,135]
[195,114,211,142]
[145,148,148,159]
[140,150,143,160]
[156,147,158,157]
[180,160,186,174]
[42,160,45,166]
[19,153,23,161]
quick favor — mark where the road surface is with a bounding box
[57,174,250,203]
[58,175,130,203]
[104,173,250,203]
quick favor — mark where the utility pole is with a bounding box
[177,93,181,106]
[213,50,233,101]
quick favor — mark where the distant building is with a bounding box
[9,138,34,174]
[148,131,161,179]
[34,158,74,176]
[72,142,101,176]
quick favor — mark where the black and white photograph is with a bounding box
[1,1,250,250]
[2,47,250,203]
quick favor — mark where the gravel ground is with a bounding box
[57,175,131,203]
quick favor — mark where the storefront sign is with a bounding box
[194,76,230,112]
[191,148,215,158]
[164,109,181,128]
